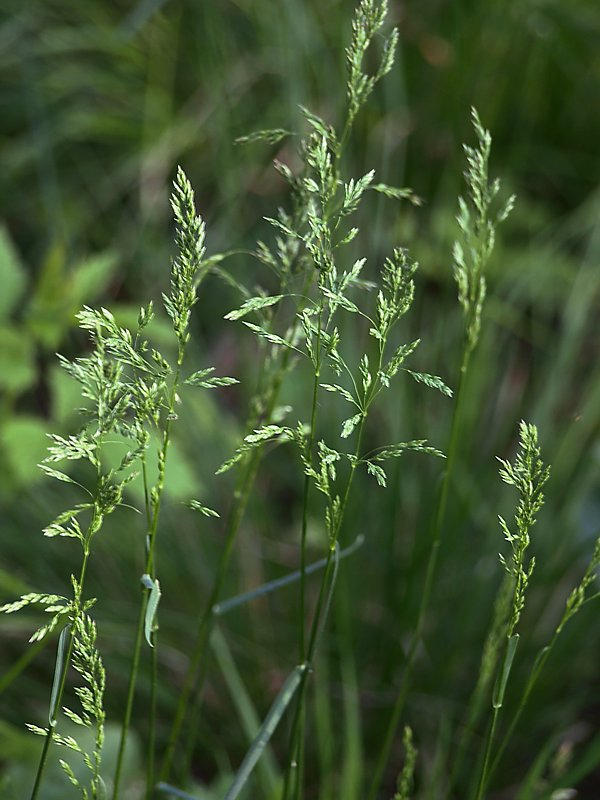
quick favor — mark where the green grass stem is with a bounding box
[367,351,469,800]
[113,359,182,799]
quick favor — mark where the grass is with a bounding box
[1,1,600,799]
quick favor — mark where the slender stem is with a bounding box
[147,639,158,798]
[474,708,499,800]
[367,348,470,800]
[161,269,313,781]
[300,301,325,656]
[160,443,263,781]
[286,302,329,800]
[281,548,337,800]
[30,728,53,800]
[487,635,555,782]
[114,360,182,799]
[113,586,148,797]
[283,411,367,800]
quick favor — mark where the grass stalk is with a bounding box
[366,352,468,800]
[473,422,549,798]
[162,411,281,776]
[113,362,180,799]
[161,273,313,780]
[474,707,499,800]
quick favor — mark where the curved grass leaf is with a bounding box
[49,625,71,727]
[492,634,519,709]
[224,664,306,800]
[140,574,161,647]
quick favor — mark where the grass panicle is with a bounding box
[474,421,550,800]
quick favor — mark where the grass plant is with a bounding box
[2,1,600,799]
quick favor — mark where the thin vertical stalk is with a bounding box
[283,411,367,800]
[113,590,147,796]
[147,637,158,797]
[113,358,182,799]
[299,303,325,662]
[474,708,499,800]
[367,348,469,800]
[161,264,314,782]
[161,365,293,781]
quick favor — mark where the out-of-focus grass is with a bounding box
[1,0,600,797]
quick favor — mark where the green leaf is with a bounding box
[38,464,79,485]
[141,574,161,647]
[49,625,71,726]
[0,326,36,393]
[321,287,359,314]
[382,339,421,382]
[320,383,357,406]
[299,106,337,145]
[197,376,239,388]
[373,440,446,461]
[0,224,26,320]
[492,634,520,709]
[185,368,239,388]
[225,295,285,321]
[242,322,299,352]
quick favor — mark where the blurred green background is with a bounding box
[1,0,600,797]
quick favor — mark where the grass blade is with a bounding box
[224,664,307,800]
[49,625,70,726]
